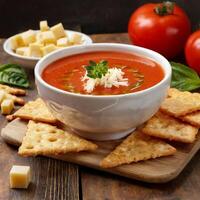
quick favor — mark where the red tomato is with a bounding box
[128,2,191,59]
[185,30,200,74]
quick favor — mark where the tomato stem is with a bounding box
[154,1,174,16]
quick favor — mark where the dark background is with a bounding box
[0,0,199,37]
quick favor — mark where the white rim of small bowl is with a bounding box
[35,43,171,99]
[3,30,93,61]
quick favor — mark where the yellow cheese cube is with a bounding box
[41,31,56,44]
[29,43,43,57]
[21,30,36,45]
[36,32,44,44]
[10,165,31,189]
[40,20,49,32]
[41,44,56,56]
[16,47,30,56]
[1,99,14,115]
[70,33,82,44]
[50,23,66,39]
[10,35,25,50]
[0,90,6,104]
[56,37,69,47]
[36,32,42,40]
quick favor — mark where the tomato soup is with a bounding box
[42,51,164,95]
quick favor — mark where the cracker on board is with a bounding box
[142,112,198,143]
[160,89,200,117]
[100,130,176,168]
[180,111,200,127]
[167,88,191,98]
[8,98,57,123]
[0,84,26,96]
[18,121,98,156]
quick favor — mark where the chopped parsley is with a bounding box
[85,60,108,79]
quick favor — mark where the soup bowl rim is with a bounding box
[35,43,171,99]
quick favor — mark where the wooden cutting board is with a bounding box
[1,118,200,183]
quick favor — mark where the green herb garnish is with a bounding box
[171,62,200,91]
[85,60,108,79]
[0,64,29,88]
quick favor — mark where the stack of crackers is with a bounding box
[101,88,200,168]
[7,98,98,156]
[6,88,200,169]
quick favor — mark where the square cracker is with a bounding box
[100,130,176,168]
[9,98,57,123]
[0,84,26,95]
[18,121,98,156]
[167,88,191,98]
[142,112,198,143]
[161,89,200,117]
[181,111,200,127]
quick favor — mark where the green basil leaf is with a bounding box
[0,64,29,88]
[171,62,199,79]
[170,62,200,91]
[171,79,200,91]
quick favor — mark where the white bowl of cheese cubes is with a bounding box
[3,21,93,69]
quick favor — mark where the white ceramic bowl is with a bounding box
[3,30,93,69]
[35,43,171,141]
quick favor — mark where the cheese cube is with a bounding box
[0,90,6,104]
[40,20,49,32]
[70,33,82,44]
[50,23,66,39]
[10,165,31,189]
[1,99,14,115]
[41,44,56,56]
[36,32,44,44]
[29,43,43,57]
[41,31,56,44]
[56,37,69,47]
[10,35,25,50]
[16,47,30,56]
[21,30,36,45]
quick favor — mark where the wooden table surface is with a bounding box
[1,33,200,200]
